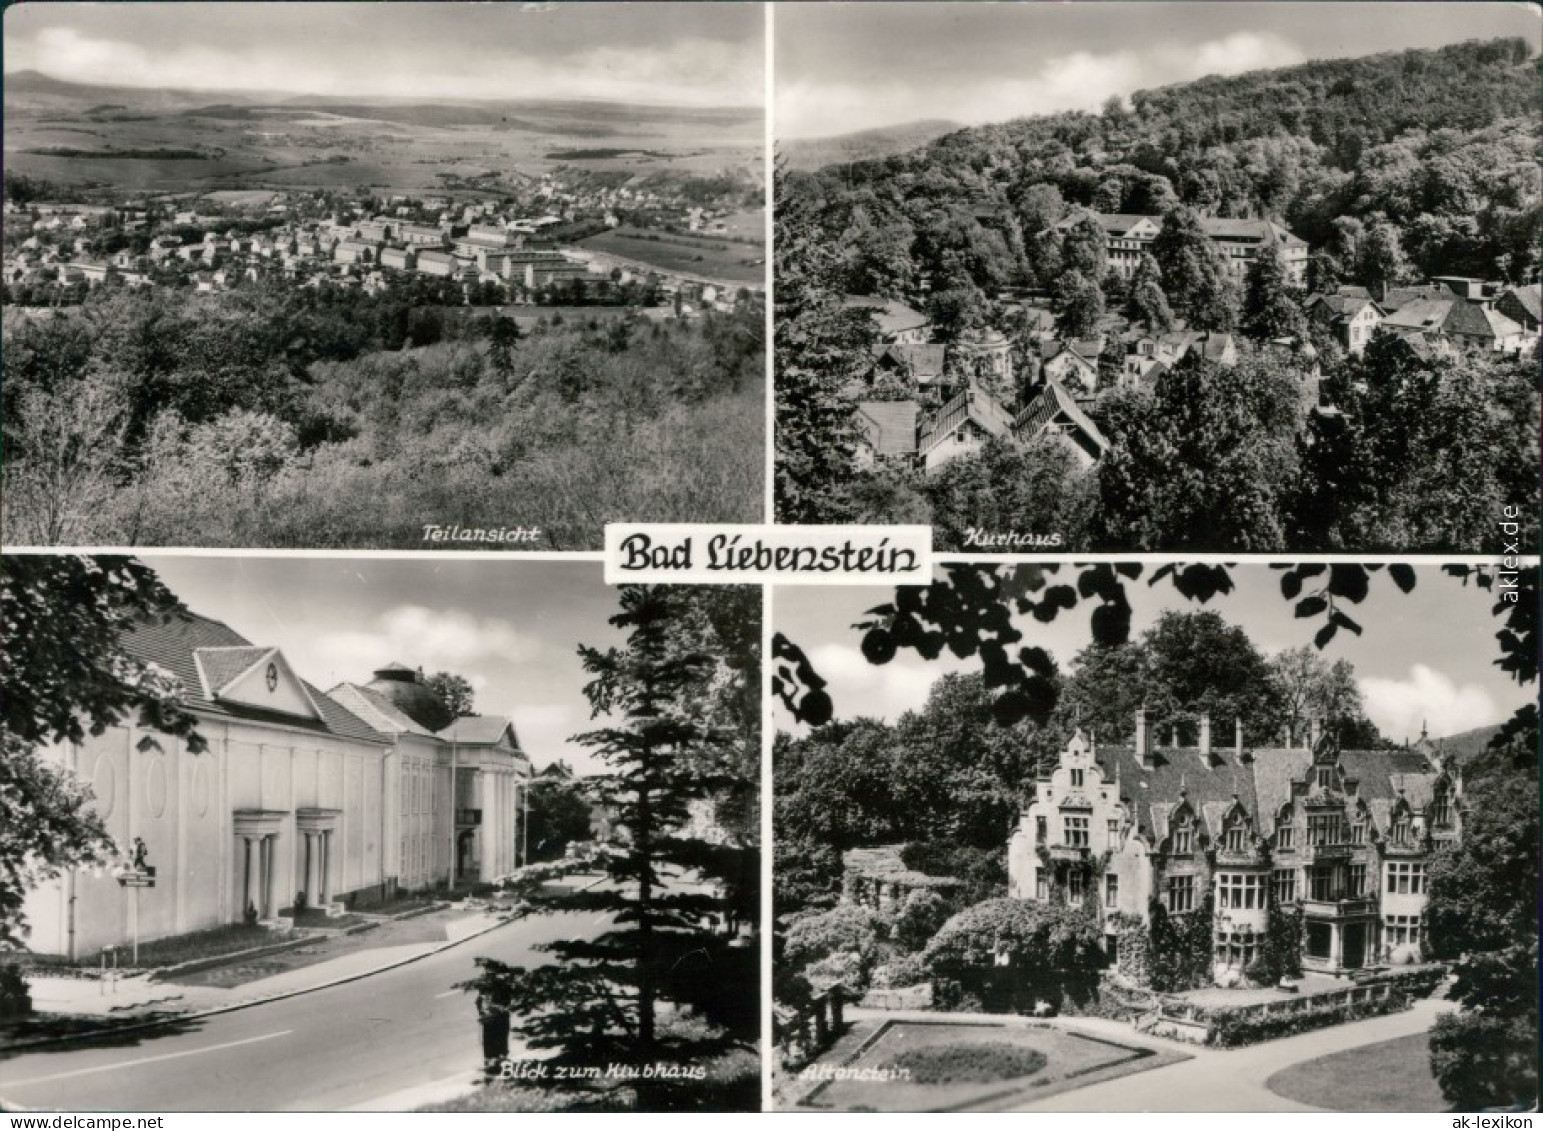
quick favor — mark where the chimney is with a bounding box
[1135,708,1151,768]
[1199,713,1213,765]
[1309,715,1322,750]
[1235,717,1244,759]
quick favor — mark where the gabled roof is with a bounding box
[855,400,920,457]
[875,343,947,380]
[917,383,1015,454]
[1500,284,1541,323]
[438,715,521,749]
[327,682,437,738]
[841,294,929,337]
[1307,293,1385,321]
[121,612,387,746]
[1093,743,1259,846]
[1015,378,1109,456]
[194,646,271,698]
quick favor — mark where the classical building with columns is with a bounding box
[22,614,532,960]
[1007,711,1463,985]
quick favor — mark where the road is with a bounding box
[0,908,608,1112]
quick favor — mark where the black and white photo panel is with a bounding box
[773,1,1541,553]
[770,560,1538,1112]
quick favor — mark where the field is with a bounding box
[3,72,763,195]
[578,224,766,286]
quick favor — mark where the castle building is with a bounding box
[1007,713,1461,984]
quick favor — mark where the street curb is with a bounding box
[0,912,512,1059]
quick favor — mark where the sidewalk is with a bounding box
[9,908,505,1040]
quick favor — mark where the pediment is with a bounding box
[197,647,322,721]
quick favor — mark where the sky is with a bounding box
[140,554,630,776]
[777,1,1543,138]
[3,1,764,107]
[773,564,1534,744]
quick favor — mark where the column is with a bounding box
[243,836,259,917]
[303,833,316,905]
[1329,922,1342,969]
[263,835,277,918]
[320,832,331,905]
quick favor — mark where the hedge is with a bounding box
[1206,988,1411,1047]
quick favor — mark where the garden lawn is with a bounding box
[1265,1031,1449,1112]
[801,1020,1181,1112]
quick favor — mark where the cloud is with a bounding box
[6,25,761,106]
[311,605,541,683]
[792,643,952,727]
[1360,664,1501,743]
[779,31,1304,138]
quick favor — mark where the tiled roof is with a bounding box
[917,383,1015,453]
[1199,217,1307,249]
[1502,284,1541,322]
[438,715,522,748]
[1090,739,1445,844]
[1015,379,1109,456]
[328,682,437,738]
[193,646,271,697]
[842,845,964,889]
[841,295,930,336]
[855,400,920,456]
[120,611,387,746]
[877,343,946,380]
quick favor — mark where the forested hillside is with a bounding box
[774,37,1541,552]
[791,38,1539,292]
[2,287,763,548]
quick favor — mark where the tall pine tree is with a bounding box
[467,586,756,1104]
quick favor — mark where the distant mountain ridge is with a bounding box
[3,69,760,127]
[782,119,962,171]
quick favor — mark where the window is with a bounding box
[1064,815,1089,848]
[1316,766,1333,789]
[1431,791,1453,827]
[1307,813,1343,846]
[1351,820,1366,844]
[1309,864,1340,901]
[1272,868,1298,903]
[1276,823,1295,851]
[1067,869,1085,906]
[1349,862,1368,897]
[1214,928,1259,969]
[1034,871,1047,901]
[1035,815,1047,843]
[1385,914,1424,948]
[1105,873,1119,905]
[1216,873,1262,910]
[1225,824,1248,853]
[1070,768,1084,788]
[1166,874,1195,914]
[1386,861,1425,895]
[1171,822,1193,854]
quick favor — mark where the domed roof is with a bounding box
[363,662,453,732]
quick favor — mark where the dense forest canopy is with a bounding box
[2,284,764,548]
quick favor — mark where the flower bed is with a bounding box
[883,1041,1048,1085]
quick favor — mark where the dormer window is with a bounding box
[1225,824,1247,853]
[1316,766,1334,789]
[1391,816,1412,845]
[1431,790,1452,827]
[1171,823,1193,854]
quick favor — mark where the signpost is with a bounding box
[114,838,156,967]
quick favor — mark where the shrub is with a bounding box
[872,953,930,989]
[893,888,952,951]
[783,904,883,971]
[1206,989,1410,1047]
[883,1042,1048,1085]
[0,964,32,1019]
